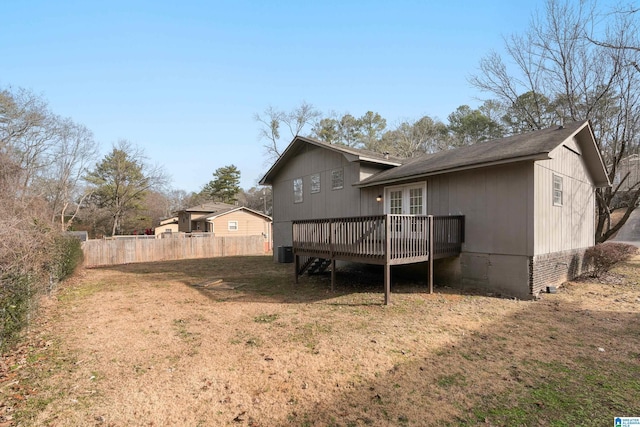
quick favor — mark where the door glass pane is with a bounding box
[389,190,402,214]
[409,188,423,214]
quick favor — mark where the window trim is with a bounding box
[228,220,238,231]
[553,174,563,207]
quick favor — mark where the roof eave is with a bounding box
[356,153,549,188]
[576,122,610,188]
[259,136,401,185]
[204,206,272,221]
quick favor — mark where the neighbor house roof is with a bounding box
[184,202,237,213]
[158,216,178,226]
[357,120,610,188]
[183,202,271,221]
[259,135,403,185]
[203,206,271,222]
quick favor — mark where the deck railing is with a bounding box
[292,215,464,265]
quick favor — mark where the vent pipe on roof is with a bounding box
[383,151,389,159]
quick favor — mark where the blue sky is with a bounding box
[3,1,548,191]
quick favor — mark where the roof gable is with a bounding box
[259,135,402,185]
[203,206,272,222]
[183,202,237,213]
[358,120,609,188]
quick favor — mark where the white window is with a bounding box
[311,173,321,194]
[293,178,303,203]
[553,174,563,206]
[228,221,238,231]
[409,188,423,214]
[389,190,403,214]
[385,183,426,215]
[331,169,344,190]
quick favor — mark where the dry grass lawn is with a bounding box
[2,255,640,426]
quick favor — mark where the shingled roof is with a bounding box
[357,120,609,188]
[259,135,402,185]
[184,202,237,213]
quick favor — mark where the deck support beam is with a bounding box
[331,259,336,292]
[384,214,392,305]
[428,215,434,294]
[384,264,391,305]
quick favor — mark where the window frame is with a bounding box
[293,177,303,203]
[553,174,563,207]
[310,173,321,194]
[228,220,238,231]
[331,168,344,190]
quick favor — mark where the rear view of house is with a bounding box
[260,121,609,302]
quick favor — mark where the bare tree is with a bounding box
[254,106,284,160]
[255,101,320,160]
[470,0,640,242]
[0,87,56,199]
[40,118,98,230]
[379,116,451,158]
[587,5,640,72]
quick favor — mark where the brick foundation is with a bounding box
[529,248,590,296]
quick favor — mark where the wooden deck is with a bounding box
[292,215,465,304]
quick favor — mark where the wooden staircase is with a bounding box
[297,257,332,276]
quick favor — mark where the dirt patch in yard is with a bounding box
[2,256,640,426]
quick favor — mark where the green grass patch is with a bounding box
[459,359,640,426]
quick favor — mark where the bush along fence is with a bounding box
[1,234,84,353]
[82,234,269,267]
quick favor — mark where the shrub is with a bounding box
[0,271,38,352]
[48,234,84,282]
[1,233,84,353]
[584,242,638,278]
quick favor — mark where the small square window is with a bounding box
[553,174,563,206]
[331,169,344,190]
[228,221,238,231]
[311,173,321,194]
[293,178,303,203]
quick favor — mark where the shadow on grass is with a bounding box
[95,256,478,305]
[278,282,640,426]
[54,258,640,425]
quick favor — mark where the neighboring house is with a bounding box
[154,216,179,235]
[176,202,272,248]
[65,230,89,242]
[260,120,609,302]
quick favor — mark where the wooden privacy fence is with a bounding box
[82,235,268,267]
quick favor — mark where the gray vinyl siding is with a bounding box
[533,137,595,255]
[375,163,532,256]
[358,163,534,256]
[271,145,365,249]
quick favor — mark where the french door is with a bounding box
[385,183,427,238]
[385,183,426,215]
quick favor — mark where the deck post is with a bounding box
[331,259,336,292]
[428,215,434,294]
[294,253,299,284]
[384,214,392,305]
[384,264,391,305]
